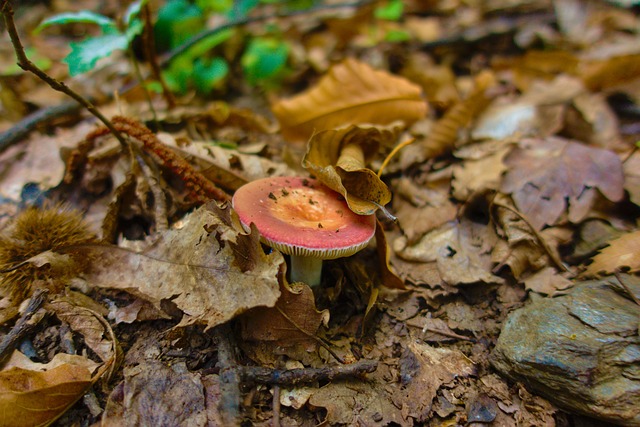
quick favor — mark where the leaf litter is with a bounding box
[0,0,639,426]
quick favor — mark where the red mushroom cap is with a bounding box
[232,176,376,259]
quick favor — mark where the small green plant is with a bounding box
[36,1,147,76]
[34,0,312,94]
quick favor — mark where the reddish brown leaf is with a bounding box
[501,137,624,230]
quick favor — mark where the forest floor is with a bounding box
[0,0,639,426]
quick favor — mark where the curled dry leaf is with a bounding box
[303,125,396,215]
[585,230,640,276]
[0,351,101,427]
[272,58,427,142]
[65,202,283,330]
[501,137,624,230]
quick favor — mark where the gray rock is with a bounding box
[491,275,640,426]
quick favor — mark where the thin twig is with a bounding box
[1,0,128,148]
[238,359,378,386]
[0,100,81,153]
[275,306,345,364]
[0,289,48,367]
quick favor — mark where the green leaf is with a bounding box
[196,0,232,13]
[64,33,129,75]
[163,56,193,94]
[241,37,289,85]
[193,57,229,93]
[374,0,404,21]
[155,0,205,50]
[124,0,147,26]
[228,0,259,19]
[36,11,117,33]
[384,29,411,42]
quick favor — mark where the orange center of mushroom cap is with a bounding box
[232,176,376,259]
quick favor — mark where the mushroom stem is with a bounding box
[289,255,323,287]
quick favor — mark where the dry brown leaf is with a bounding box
[393,176,457,243]
[303,125,395,214]
[272,58,427,142]
[308,379,404,425]
[585,230,640,275]
[47,297,117,366]
[240,280,329,350]
[452,143,512,202]
[501,137,624,230]
[401,52,459,109]
[413,70,497,163]
[492,50,580,92]
[581,54,640,92]
[394,220,503,286]
[522,267,573,295]
[65,202,283,330]
[392,341,477,423]
[0,351,100,427]
[102,361,207,427]
[0,124,92,201]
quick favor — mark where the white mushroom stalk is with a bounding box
[232,176,376,287]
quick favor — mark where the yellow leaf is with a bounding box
[585,231,640,276]
[303,126,396,215]
[0,352,99,427]
[272,58,427,142]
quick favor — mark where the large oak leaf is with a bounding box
[272,58,427,142]
[63,202,283,330]
[501,137,624,230]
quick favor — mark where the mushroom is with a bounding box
[232,176,376,287]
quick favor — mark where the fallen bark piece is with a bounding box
[491,275,640,426]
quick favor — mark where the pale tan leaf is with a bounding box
[586,230,640,275]
[303,125,395,215]
[272,58,427,142]
[0,352,99,427]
